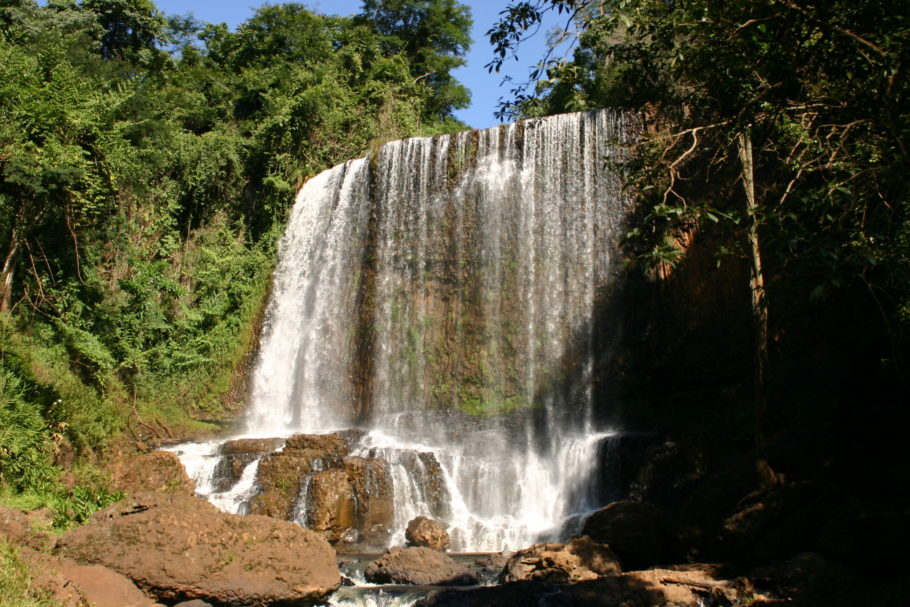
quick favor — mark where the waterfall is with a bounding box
[173,110,633,552]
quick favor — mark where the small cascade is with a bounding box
[174,109,635,554]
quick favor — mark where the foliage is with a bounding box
[0,0,473,502]
[357,0,473,120]
[490,0,910,348]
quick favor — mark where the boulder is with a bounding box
[499,536,621,584]
[307,468,357,543]
[581,500,665,569]
[365,546,477,586]
[249,433,353,520]
[111,450,195,496]
[420,565,750,607]
[213,437,285,491]
[285,432,353,455]
[0,506,55,551]
[406,516,450,550]
[58,491,340,605]
[21,548,159,607]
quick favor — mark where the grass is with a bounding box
[0,540,63,607]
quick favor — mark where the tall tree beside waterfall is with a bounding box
[489,0,909,481]
[356,0,472,121]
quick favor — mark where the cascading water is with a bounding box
[173,109,633,553]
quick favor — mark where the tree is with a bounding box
[356,0,473,119]
[489,0,910,485]
[82,0,165,60]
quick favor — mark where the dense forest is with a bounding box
[0,0,472,520]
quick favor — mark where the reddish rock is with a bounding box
[249,449,324,519]
[406,516,450,550]
[285,432,352,455]
[499,536,621,583]
[58,491,340,605]
[365,546,477,586]
[307,468,357,543]
[0,506,52,551]
[343,456,393,545]
[249,433,353,520]
[111,450,195,496]
[214,438,283,492]
[23,548,159,607]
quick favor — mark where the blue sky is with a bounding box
[150,1,561,130]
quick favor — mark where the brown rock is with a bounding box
[0,506,55,551]
[344,456,393,545]
[499,536,621,584]
[406,516,450,550]
[213,438,284,492]
[111,450,195,496]
[308,468,357,543]
[365,546,477,586]
[285,432,352,455]
[220,437,285,455]
[249,433,353,520]
[22,548,157,607]
[249,449,324,519]
[58,491,340,605]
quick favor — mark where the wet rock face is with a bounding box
[365,547,477,586]
[58,491,340,605]
[244,433,393,547]
[249,432,353,520]
[499,536,621,584]
[213,438,284,492]
[308,468,357,543]
[406,516,450,550]
[342,456,393,546]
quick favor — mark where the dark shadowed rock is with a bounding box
[111,450,195,496]
[817,510,910,572]
[58,491,340,605]
[581,500,665,569]
[406,516,450,550]
[365,546,477,586]
[499,536,621,584]
[420,565,749,607]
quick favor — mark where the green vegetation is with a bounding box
[0,540,62,607]
[0,0,471,506]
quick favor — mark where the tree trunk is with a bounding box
[737,132,779,490]
[0,233,19,313]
